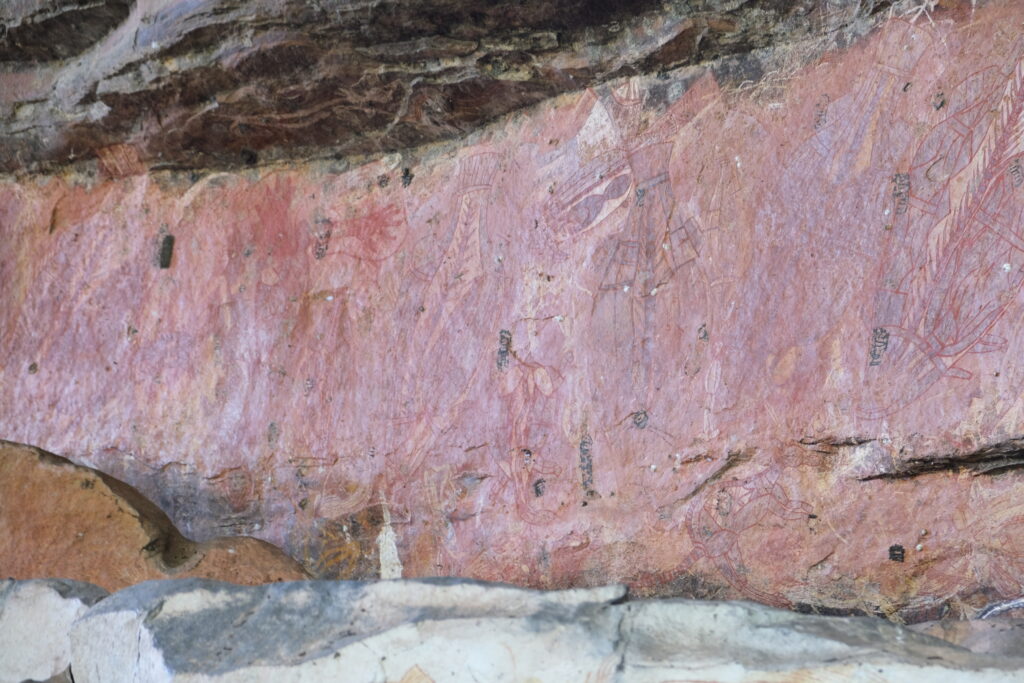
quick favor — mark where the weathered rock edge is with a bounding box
[0,577,1016,682]
[0,0,903,174]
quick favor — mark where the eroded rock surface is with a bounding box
[3,0,1024,621]
[66,577,1024,682]
[0,0,892,173]
[0,579,108,683]
[0,441,308,591]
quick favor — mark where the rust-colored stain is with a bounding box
[3,4,1024,618]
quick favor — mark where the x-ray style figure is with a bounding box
[864,48,1024,417]
[542,78,712,421]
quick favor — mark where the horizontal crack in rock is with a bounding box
[859,437,1024,481]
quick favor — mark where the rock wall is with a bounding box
[3,0,1024,620]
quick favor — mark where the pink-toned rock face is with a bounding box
[3,1,1024,620]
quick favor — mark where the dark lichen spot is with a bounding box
[579,433,594,493]
[27,362,38,374]
[401,168,414,187]
[241,149,258,166]
[158,234,175,269]
[377,174,390,188]
[497,329,512,369]
[888,544,905,563]
[533,478,546,497]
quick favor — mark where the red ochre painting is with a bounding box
[4,2,1024,619]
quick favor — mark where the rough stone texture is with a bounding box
[0,441,309,591]
[912,617,1024,656]
[0,0,892,173]
[70,578,625,682]
[3,0,1024,620]
[0,578,108,683]
[68,577,1024,682]
[619,599,1023,682]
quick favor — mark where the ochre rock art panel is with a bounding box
[4,2,1024,619]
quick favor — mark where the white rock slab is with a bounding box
[0,579,108,683]
[69,578,1024,682]
[70,578,625,682]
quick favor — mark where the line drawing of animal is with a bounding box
[676,466,813,607]
[863,50,1024,418]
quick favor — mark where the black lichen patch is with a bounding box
[579,433,594,494]
[158,234,175,269]
[888,544,905,563]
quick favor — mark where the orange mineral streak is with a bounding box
[0,442,308,591]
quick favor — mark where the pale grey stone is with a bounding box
[0,579,107,683]
[70,578,625,682]
[68,578,1024,682]
[620,600,1024,682]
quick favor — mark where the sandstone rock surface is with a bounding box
[3,0,1024,619]
[0,441,308,591]
[0,579,107,683]
[67,577,1024,682]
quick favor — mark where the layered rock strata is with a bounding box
[0,0,893,173]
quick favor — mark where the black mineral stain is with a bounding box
[313,229,332,260]
[579,433,595,495]
[401,168,414,187]
[241,149,258,166]
[497,329,512,370]
[888,544,905,563]
[158,234,175,269]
